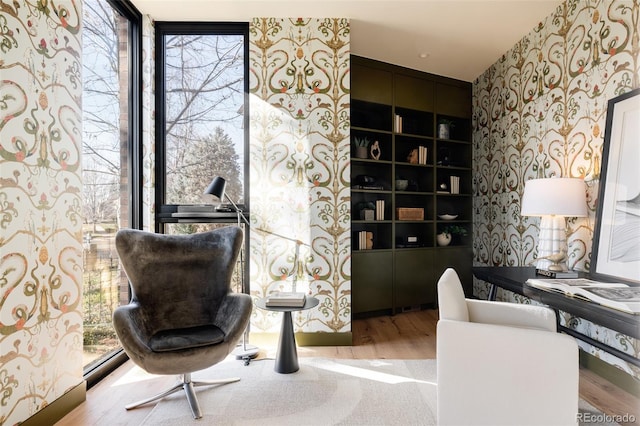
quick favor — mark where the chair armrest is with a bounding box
[213,293,252,343]
[113,303,153,355]
[437,319,578,425]
[466,299,557,332]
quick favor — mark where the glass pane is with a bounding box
[163,34,245,205]
[81,0,130,369]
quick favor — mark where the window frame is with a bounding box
[153,22,250,229]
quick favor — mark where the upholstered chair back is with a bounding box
[115,226,244,337]
[437,267,469,322]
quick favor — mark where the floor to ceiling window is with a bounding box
[154,23,250,295]
[81,0,141,382]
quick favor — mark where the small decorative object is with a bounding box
[358,201,376,221]
[438,182,449,192]
[438,214,458,220]
[437,225,468,246]
[437,233,452,246]
[395,179,409,191]
[354,136,370,159]
[438,119,455,139]
[397,207,424,220]
[438,147,451,165]
[370,140,381,160]
[407,148,419,164]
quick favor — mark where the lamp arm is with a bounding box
[224,195,309,248]
[224,195,251,227]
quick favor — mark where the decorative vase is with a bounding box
[355,146,368,159]
[437,233,451,246]
[438,123,450,139]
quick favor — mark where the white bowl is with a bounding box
[438,214,458,220]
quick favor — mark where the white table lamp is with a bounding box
[521,177,588,271]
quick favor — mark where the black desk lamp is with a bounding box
[203,176,259,361]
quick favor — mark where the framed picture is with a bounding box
[591,88,640,285]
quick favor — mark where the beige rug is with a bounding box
[140,358,613,425]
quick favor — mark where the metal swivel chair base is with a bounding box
[125,372,240,419]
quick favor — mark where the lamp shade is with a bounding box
[521,177,587,217]
[204,176,227,200]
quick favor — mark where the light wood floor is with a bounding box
[58,309,639,425]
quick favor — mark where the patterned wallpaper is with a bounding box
[472,0,639,379]
[0,1,84,424]
[248,18,351,334]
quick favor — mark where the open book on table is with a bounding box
[525,278,640,315]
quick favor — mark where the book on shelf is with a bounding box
[375,200,385,220]
[449,176,460,194]
[418,146,428,165]
[358,231,373,250]
[395,114,402,133]
[525,278,640,314]
[265,292,306,307]
[535,268,579,278]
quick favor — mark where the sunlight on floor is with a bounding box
[303,358,437,386]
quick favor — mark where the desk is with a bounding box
[255,296,319,373]
[472,267,640,367]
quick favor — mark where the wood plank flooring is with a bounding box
[57,309,639,425]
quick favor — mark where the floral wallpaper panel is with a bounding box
[472,0,639,380]
[0,1,84,424]
[248,18,351,334]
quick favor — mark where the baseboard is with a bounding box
[21,381,86,426]
[251,331,352,347]
[296,331,352,346]
[580,351,640,397]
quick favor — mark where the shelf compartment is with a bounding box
[436,140,471,167]
[395,222,434,249]
[352,161,392,191]
[352,129,392,161]
[352,222,392,250]
[395,163,433,192]
[352,100,392,131]
[394,107,433,137]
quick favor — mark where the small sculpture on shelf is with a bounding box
[407,148,419,164]
[370,140,381,160]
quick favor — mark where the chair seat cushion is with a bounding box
[149,324,225,352]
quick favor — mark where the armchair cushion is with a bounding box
[149,324,225,352]
[466,298,557,332]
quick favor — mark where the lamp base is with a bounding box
[233,344,259,362]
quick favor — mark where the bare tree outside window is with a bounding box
[81,0,130,369]
[163,33,245,206]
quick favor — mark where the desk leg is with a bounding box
[275,311,299,374]
[488,284,497,301]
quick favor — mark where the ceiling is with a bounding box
[130,0,561,82]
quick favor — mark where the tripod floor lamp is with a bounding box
[204,176,259,361]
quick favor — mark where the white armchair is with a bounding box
[436,268,579,425]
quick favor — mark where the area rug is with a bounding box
[140,358,614,425]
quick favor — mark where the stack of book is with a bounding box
[450,176,460,194]
[265,292,306,308]
[375,200,385,220]
[395,114,403,133]
[358,230,373,250]
[418,146,428,165]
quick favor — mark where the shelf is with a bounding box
[351,55,472,316]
